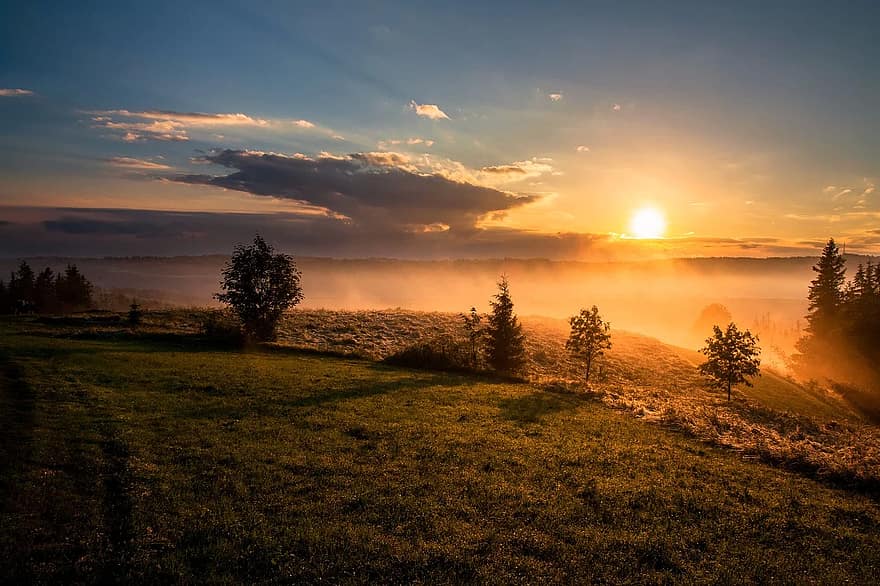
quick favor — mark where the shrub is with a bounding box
[201,310,245,344]
[383,335,472,372]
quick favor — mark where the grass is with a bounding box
[2,318,880,582]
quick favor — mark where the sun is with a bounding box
[629,207,666,239]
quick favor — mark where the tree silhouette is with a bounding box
[9,262,36,313]
[805,238,846,336]
[56,264,93,312]
[566,306,612,385]
[34,267,58,313]
[485,275,526,375]
[699,323,761,401]
[216,235,303,341]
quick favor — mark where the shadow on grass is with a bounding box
[0,353,35,510]
[497,389,581,424]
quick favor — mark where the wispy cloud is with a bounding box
[576,145,590,153]
[86,109,322,142]
[105,156,171,170]
[548,92,563,102]
[0,88,34,97]
[377,137,435,149]
[409,100,450,120]
[611,103,622,112]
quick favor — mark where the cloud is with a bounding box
[171,149,537,233]
[548,92,563,102]
[576,145,590,153]
[409,100,450,120]
[0,88,34,97]
[86,109,325,142]
[612,103,622,112]
[91,109,270,127]
[477,159,555,184]
[105,157,171,170]
[378,138,435,149]
[91,115,190,142]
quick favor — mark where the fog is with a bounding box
[1,255,826,356]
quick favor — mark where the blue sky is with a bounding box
[1,0,878,258]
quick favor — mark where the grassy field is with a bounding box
[2,317,880,582]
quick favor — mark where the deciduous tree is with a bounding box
[216,235,303,341]
[699,323,761,401]
[566,306,612,385]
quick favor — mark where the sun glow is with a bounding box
[629,207,666,239]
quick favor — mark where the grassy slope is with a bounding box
[2,324,880,583]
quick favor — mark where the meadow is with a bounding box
[2,312,880,582]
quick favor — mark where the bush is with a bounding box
[201,310,245,345]
[383,336,472,372]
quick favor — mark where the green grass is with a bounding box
[2,321,880,583]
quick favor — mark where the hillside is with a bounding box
[2,321,880,582]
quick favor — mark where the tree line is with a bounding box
[795,238,880,384]
[0,262,94,314]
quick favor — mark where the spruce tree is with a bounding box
[485,275,526,375]
[805,238,846,336]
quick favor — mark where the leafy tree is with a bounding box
[484,275,526,375]
[691,303,732,339]
[566,306,612,385]
[699,323,761,401]
[215,234,303,341]
[805,238,846,336]
[461,307,484,369]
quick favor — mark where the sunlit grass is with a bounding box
[2,318,880,581]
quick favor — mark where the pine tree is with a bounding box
[34,267,58,313]
[9,262,36,313]
[805,238,846,336]
[56,264,93,311]
[484,275,526,375]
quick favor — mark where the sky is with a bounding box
[1,0,878,259]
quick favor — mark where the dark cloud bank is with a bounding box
[172,149,536,233]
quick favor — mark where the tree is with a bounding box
[215,234,303,341]
[691,303,732,340]
[484,275,526,375]
[699,323,761,401]
[34,267,58,313]
[9,262,36,313]
[805,238,846,336]
[566,305,612,385]
[56,264,93,311]
[0,280,8,314]
[128,301,143,326]
[461,307,484,369]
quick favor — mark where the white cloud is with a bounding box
[293,119,315,128]
[409,100,450,120]
[548,92,563,102]
[576,145,590,153]
[0,88,34,97]
[611,103,622,112]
